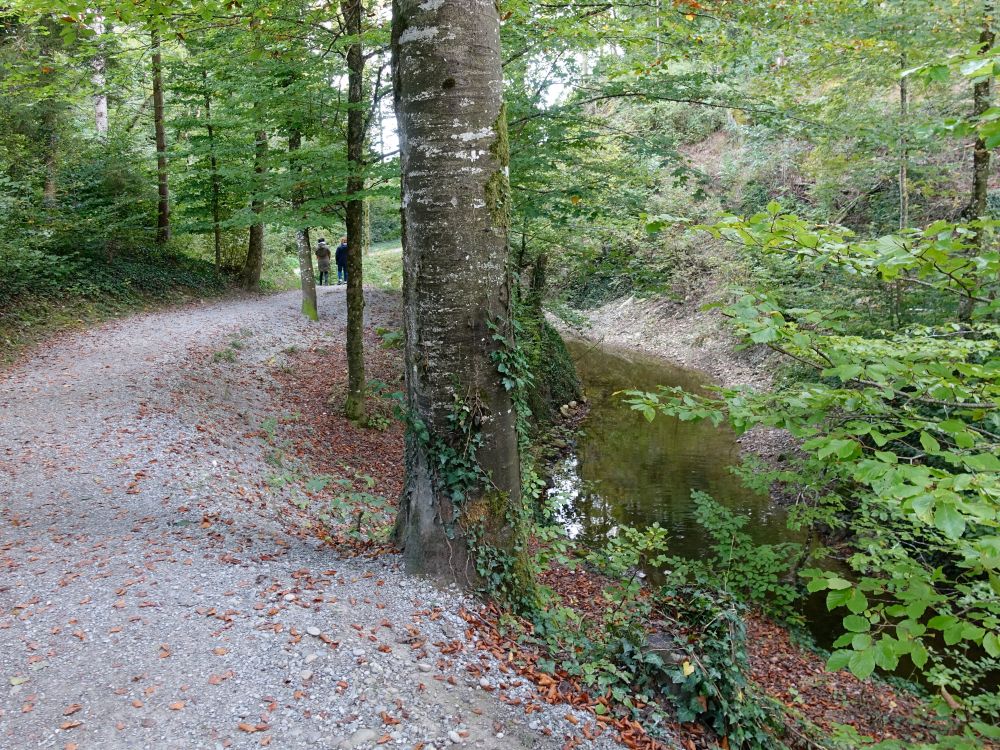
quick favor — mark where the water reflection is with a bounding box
[550,339,801,556]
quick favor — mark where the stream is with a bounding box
[549,338,833,646]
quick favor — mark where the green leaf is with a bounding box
[919,431,940,453]
[966,453,1000,471]
[826,650,852,672]
[984,632,1000,658]
[846,589,868,614]
[934,504,966,539]
[848,649,876,680]
[843,615,870,633]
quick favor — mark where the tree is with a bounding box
[241,124,267,289]
[343,0,366,421]
[392,0,523,587]
[959,0,995,320]
[151,26,170,244]
[290,129,318,320]
[201,69,223,268]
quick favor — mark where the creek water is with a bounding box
[549,338,834,646]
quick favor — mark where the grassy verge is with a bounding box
[365,245,402,291]
[0,250,231,368]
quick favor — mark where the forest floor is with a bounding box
[0,289,628,750]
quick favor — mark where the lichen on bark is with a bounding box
[485,103,511,232]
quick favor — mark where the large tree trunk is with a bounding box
[392,0,523,589]
[202,70,223,268]
[960,7,995,321]
[241,128,267,289]
[289,130,318,320]
[92,12,108,138]
[151,28,170,244]
[343,0,367,423]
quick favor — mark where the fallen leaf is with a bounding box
[168,701,185,711]
[63,704,82,716]
[59,720,82,730]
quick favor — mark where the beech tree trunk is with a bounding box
[289,130,318,320]
[960,7,995,321]
[343,0,367,422]
[202,70,223,268]
[392,0,522,587]
[241,128,267,289]
[151,28,170,244]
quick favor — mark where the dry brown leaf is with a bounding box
[168,701,185,710]
[62,704,82,716]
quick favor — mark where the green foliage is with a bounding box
[653,586,781,749]
[658,491,802,620]
[622,208,1000,740]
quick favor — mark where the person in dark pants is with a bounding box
[315,238,332,286]
[335,237,348,284]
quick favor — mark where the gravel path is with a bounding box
[0,289,625,750]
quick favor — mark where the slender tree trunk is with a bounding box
[343,0,367,422]
[960,6,995,321]
[151,28,170,244]
[392,0,523,589]
[42,106,58,206]
[92,12,108,138]
[898,56,909,231]
[892,52,910,328]
[241,128,267,289]
[289,130,318,320]
[202,70,223,268]
[362,196,371,255]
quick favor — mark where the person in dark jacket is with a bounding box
[335,237,349,284]
[315,238,332,286]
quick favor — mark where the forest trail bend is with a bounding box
[0,290,622,750]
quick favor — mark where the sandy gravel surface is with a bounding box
[0,288,626,750]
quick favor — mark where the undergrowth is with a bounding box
[0,247,228,366]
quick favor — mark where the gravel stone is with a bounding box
[0,290,632,750]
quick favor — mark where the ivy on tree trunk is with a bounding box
[391,0,523,589]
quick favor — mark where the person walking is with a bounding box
[335,236,349,285]
[315,238,332,286]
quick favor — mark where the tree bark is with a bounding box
[289,130,318,320]
[241,128,267,289]
[202,70,223,268]
[960,6,995,321]
[151,28,170,244]
[392,0,522,588]
[343,0,367,423]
